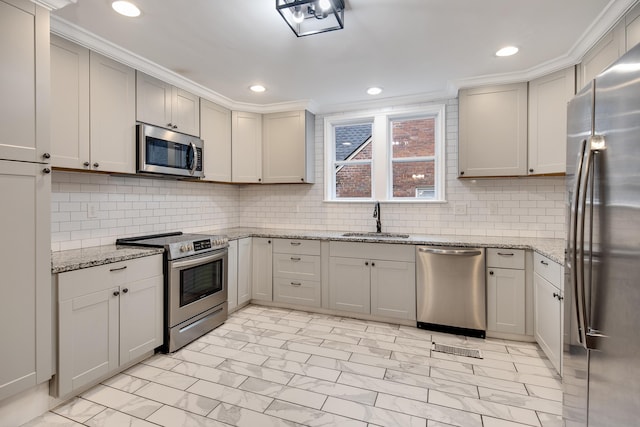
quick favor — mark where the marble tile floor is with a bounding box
[22,304,563,427]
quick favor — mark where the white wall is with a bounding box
[51,98,566,250]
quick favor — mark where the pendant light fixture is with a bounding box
[276,0,345,37]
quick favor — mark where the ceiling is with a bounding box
[52,0,635,112]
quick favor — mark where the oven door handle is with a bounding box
[171,251,225,270]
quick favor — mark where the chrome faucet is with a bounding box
[373,202,382,233]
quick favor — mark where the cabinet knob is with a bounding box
[167,123,173,128]
[489,270,494,275]
[258,178,262,182]
[84,161,90,167]
[42,152,51,159]
[173,125,178,129]
[43,168,51,174]
[268,240,271,244]
[300,178,304,182]
[371,262,375,267]
[460,171,465,176]
[122,288,128,294]
[365,261,369,266]
[113,290,120,297]
[529,168,534,173]
[93,162,99,168]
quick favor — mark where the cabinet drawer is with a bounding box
[486,248,525,269]
[273,253,320,281]
[273,277,321,307]
[330,242,415,262]
[534,252,562,290]
[273,238,320,255]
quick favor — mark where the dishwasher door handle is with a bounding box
[418,247,482,256]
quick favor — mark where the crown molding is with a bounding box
[453,0,637,91]
[32,0,76,11]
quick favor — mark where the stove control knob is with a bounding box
[180,245,187,252]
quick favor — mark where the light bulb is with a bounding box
[496,46,519,57]
[111,1,141,17]
[318,0,332,11]
[292,7,304,23]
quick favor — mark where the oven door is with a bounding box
[168,248,227,328]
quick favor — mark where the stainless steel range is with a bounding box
[117,232,228,352]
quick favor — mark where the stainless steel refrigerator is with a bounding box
[564,42,640,426]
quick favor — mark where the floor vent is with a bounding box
[432,342,483,359]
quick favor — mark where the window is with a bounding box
[325,105,445,202]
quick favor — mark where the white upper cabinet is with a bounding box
[458,83,528,177]
[527,67,575,175]
[232,111,263,183]
[262,110,315,183]
[578,21,625,90]
[0,0,49,163]
[90,52,136,174]
[50,35,90,169]
[626,2,640,51]
[200,99,232,182]
[136,72,200,136]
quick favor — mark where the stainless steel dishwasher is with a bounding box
[416,246,486,338]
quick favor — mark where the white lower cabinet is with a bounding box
[486,248,526,335]
[237,238,252,306]
[55,255,163,398]
[227,239,238,312]
[533,253,564,374]
[328,242,416,320]
[251,238,273,301]
[273,239,321,307]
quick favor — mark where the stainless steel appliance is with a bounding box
[416,246,486,338]
[564,43,640,426]
[137,123,204,178]
[117,232,228,352]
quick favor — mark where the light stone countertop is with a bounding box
[51,228,565,273]
[51,245,164,274]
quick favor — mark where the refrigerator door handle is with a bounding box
[571,138,587,345]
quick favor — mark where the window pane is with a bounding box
[336,163,372,198]
[335,123,372,161]
[391,117,435,158]
[392,160,435,198]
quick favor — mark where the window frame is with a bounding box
[324,105,446,203]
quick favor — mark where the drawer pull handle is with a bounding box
[497,252,514,257]
[110,266,127,272]
[540,260,549,266]
[291,282,302,286]
[113,290,120,297]
[290,257,301,261]
[290,242,302,246]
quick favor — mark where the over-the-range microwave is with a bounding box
[137,123,204,178]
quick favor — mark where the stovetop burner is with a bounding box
[116,232,228,260]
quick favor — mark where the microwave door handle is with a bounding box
[571,139,587,345]
[189,142,197,176]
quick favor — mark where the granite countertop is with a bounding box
[51,228,565,273]
[52,245,164,274]
[209,227,566,265]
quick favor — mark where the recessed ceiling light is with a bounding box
[496,46,519,57]
[111,1,141,17]
[250,85,266,93]
[367,87,383,95]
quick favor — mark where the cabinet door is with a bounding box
[136,71,172,129]
[90,52,136,173]
[0,1,49,163]
[458,83,528,177]
[626,3,640,52]
[263,110,306,183]
[119,275,163,365]
[487,267,525,334]
[370,260,416,321]
[232,111,262,183]
[173,88,200,136]
[200,99,232,182]
[58,287,119,398]
[227,240,238,312]
[0,160,51,401]
[328,257,370,314]
[578,22,625,90]
[528,67,575,175]
[237,238,252,305]
[251,238,273,301]
[50,35,90,169]
[534,273,562,373]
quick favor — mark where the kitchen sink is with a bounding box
[342,232,410,239]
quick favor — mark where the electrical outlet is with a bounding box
[87,202,98,219]
[488,202,499,215]
[454,203,467,215]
